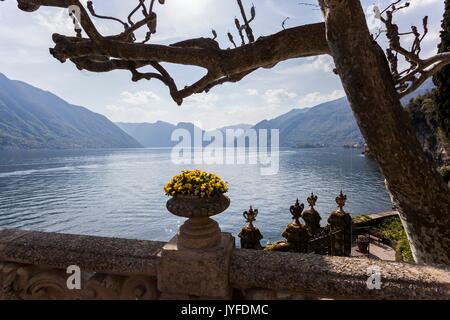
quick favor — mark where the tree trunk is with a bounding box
[319,0,450,264]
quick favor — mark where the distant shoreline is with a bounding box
[0,145,366,152]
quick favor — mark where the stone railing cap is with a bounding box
[0,229,164,276]
[231,248,450,300]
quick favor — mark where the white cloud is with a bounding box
[34,9,74,34]
[184,92,220,104]
[34,2,109,36]
[119,91,161,105]
[246,89,259,96]
[147,0,233,43]
[102,90,163,122]
[263,89,297,104]
[308,55,335,73]
[104,104,168,123]
[183,92,221,110]
[365,3,384,32]
[275,55,335,76]
[298,89,346,108]
[0,46,47,65]
[406,0,441,10]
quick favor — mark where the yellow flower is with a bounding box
[164,170,228,198]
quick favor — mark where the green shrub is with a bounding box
[433,0,450,140]
[379,217,414,263]
[438,165,450,183]
[380,217,403,239]
[397,238,415,263]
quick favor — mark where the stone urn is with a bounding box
[166,194,230,249]
[356,235,370,253]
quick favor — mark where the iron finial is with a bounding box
[243,205,258,229]
[336,190,347,212]
[290,199,304,225]
[307,192,318,209]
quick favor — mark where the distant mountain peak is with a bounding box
[0,74,141,149]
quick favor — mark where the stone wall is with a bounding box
[0,229,449,300]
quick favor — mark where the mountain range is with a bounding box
[0,72,434,150]
[118,99,365,148]
[253,97,363,147]
[118,79,434,148]
[0,73,141,149]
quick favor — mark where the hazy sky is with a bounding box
[0,0,445,129]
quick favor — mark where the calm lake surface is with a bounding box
[0,148,392,243]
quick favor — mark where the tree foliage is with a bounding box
[433,0,450,139]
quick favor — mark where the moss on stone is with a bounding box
[352,214,372,224]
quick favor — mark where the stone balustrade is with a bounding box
[1,228,449,300]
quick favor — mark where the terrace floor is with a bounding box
[352,236,396,261]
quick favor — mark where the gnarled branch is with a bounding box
[376,1,450,97]
[16,0,328,105]
[13,0,329,104]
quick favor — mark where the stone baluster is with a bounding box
[302,193,322,237]
[265,199,310,253]
[238,206,263,250]
[327,191,353,257]
[157,194,235,299]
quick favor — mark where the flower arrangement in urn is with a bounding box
[164,170,230,249]
[164,169,228,198]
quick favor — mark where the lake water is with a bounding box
[0,147,392,244]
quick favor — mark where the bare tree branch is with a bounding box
[14,0,328,105]
[11,0,450,102]
[376,1,450,97]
